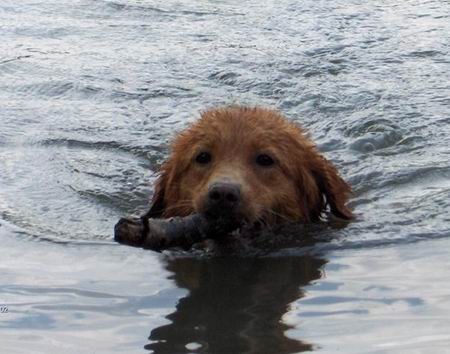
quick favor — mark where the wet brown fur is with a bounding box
[148,106,353,224]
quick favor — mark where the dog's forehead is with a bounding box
[195,107,298,146]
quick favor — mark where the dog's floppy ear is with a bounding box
[144,169,168,218]
[310,155,353,220]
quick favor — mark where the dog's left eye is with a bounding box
[195,151,212,164]
[256,154,275,167]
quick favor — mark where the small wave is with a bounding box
[0,143,157,243]
[208,70,241,85]
[103,1,170,14]
[405,50,444,58]
[38,138,164,162]
[12,80,102,99]
[8,79,195,103]
[349,130,403,153]
[102,0,219,18]
[345,118,401,137]
[0,55,32,67]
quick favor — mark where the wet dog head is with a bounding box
[148,106,352,225]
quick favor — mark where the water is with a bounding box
[1,0,449,352]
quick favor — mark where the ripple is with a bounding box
[345,118,401,137]
[104,1,170,14]
[406,50,444,58]
[101,0,220,18]
[349,130,403,153]
[0,143,156,242]
[12,81,102,99]
[2,0,450,352]
[0,0,447,254]
[208,70,241,85]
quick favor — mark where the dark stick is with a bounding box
[114,213,239,251]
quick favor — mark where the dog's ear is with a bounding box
[145,169,168,218]
[310,154,353,220]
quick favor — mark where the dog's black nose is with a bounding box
[207,182,241,209]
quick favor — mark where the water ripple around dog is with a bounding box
[1,0,449,251]
[1,1,450,353]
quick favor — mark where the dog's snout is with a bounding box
[207,182,241,208]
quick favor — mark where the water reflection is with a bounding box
[145,255,327,354]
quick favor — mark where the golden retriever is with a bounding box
[147,106,352,226]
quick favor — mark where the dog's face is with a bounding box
[148,107,352,225]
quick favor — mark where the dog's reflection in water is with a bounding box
[145,254,326,354]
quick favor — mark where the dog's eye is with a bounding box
[195,151,212,164]
[256,154,275,167]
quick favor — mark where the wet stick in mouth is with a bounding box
[114,214,240,252]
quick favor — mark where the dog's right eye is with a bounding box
[195,152,212,164]
[256,154,275,167]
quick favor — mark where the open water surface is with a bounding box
[1,0,450,353]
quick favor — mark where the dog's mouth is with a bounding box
[203,207,246,228]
